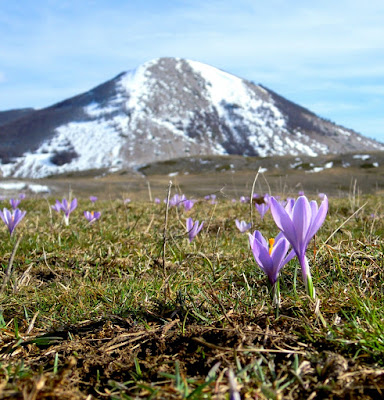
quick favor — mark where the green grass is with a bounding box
[0,193,383,399]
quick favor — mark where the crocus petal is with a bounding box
[191,221,198,236]
[271,238,290,277]
[253,230,268,248]
[283,249,297,265]
[270,197,298,250]
[251,237,273,274]
[0,209,6,225]
[275,231,286,243]
[13,209,26,229]
[186,217,193,232]
[284,198,295,216]
[62,199,68,210]
[292,196,311,246]
[257,246,274,281]
[310,199,319,216]
[270,237,289,266]
[2,208,11,224]
[248,233,257,251]
[70,198,78,212]
[308,195,328,241]
[198,221,204,233]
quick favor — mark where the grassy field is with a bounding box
[0,182,383,399]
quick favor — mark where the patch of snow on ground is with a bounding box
[0,182,50,193]
[290,161,302,169]
[307,161,333,173]
[353,154,370,161]
[337,128,351,137]
[0,182,26,190]
[308,167,324,173]
[28,184,50,193]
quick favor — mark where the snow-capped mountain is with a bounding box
[1,57,383,178]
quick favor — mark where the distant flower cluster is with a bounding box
[0,195,27,236]
[51,197,101,226]
[0,189,328,307]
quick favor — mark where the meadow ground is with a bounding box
[0,170,383,399]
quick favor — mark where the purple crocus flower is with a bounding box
[61,198,77,219]
[235,219,252,233]
[19,193,26,200]
[204,194,217,204]
[9,198,21,210]
[154,197,161,204]
[53,198,77,225]
[0,208,26,236]
[186,217,204,242]
[169,194,186,208]
[51,200,62,213]
[183,199,195,211]
[89,196,98,203]
[84,211,101,224]
[269,195,328,298]
[255,202,270,219]
[248,230,294,286]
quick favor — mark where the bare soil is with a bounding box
[2,310,384,399]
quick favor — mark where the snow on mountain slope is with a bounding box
[186,60,328,157]
[0,57,383,178]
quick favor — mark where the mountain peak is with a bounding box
[0,57,382,178]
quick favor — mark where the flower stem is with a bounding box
[306,273,316,299]
[268,280,280,317]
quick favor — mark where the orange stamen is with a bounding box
[269,238,275,255]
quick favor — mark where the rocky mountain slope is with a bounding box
[0,57,382,178]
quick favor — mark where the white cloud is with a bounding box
[1,0,384,141]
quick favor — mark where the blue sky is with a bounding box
[1,0,384,142]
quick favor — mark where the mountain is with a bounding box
[0,108,35,127]
[0,57,383,178]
